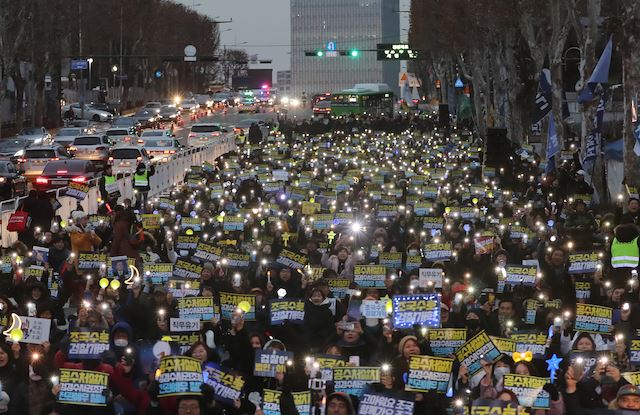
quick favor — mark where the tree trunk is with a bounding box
[622,52,640,188]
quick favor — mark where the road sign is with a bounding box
[326,41,336,51]
[71,60,88,70]
[399,72,420,88]
[377,44,419,60]
[184,56,196,62]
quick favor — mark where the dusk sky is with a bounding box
[175,0,292,77]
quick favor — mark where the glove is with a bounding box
[543,382,559,401]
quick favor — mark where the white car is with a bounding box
[141,137,182,158]
[180,99,199,112]
[17,144,72,180]
[54,127,89,148]
[63,103,114,122]
[188,123,229,147]
[109,145,152,174]
[105,128,136,144]
[69,135,112,167]
[16,127,53,146]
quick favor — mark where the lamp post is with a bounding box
[87,58,93,103]
[111,65,118,94]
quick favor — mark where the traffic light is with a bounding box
[154,70,163,78]
[350,50,359,57]
[305,50,324,57]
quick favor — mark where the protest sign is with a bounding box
[141,214,161,230]
[631,339,640,366]
[405,255,423,271]
[270,299,305,325]
[18,316,51,344]
[66,182,89,200]
[490,336,517,355]
[361,300,388,319]
[224,252,251,268]
[622,371,640,386]
[568,351,612,378]
[169,318,201,332]
[332,367,380,397]
[358,388,415,415]
[159,197,176,210]
[502,374,550,409]
[327,278,351,299]
[510,333,548,357]
[177,297,218,321]
[474,235,495,255]
[428,328,467,356]
[203,362,245,405]
[467,399,520,415]
[275,249,308,270]
[263,389,311,415]
[162,332,201,355]
[575,303,613,334]
[193,242,223,263]
[354,265,387,288]
[32,246,49,264]
[173,259,203,280]
[423,243,452,261]
[254,349,294,378]
[311,214,334,230]
[575,278,592,300]
[157,356,203,397]
[504,265,537,287]
[58,368,109,406]
[223,215,245,231]
[454,331,502,375]
[392,294,440,329]
[524,299,538,325]
[176,235,199,251]
[68,331,110,359]
[406,355,453,393]
[144,263,173,284]
[379,252,403,270]
[168,279,200,298]
[418,268,443,289]
[181,217,202,232]
[77,252,106,272]
[422,217,444,230]
[568,252,601,274]
[219,292,256,321]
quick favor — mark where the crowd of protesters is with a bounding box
[2,112,640,415]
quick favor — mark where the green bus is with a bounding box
[330,85,394,116]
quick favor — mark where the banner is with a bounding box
[503,265,537,287]
[177,297,218,321]
[225,252,251,268]
[361,300,388,319]
[631,339,640,365]
[254,350,294,378]
[428,328,467,356]
[468,399,520,415]
[169,318,201,332]
[203,362,245,405]
[144,263,173,284]
[327,278,351,299]
[474,236,495,255]
[58,369,108,406]
[454,331,501,375]
[162,333,201,355]
[575,303,613,334]
[276,249,308,270]
[141,214,161,230]
[406,355,453,393]
[219,292,256,321]
[223,215,245,231]
[510,333,548,357]
[157,356,203,397]
[68,331,110,359]
[568,252,601,274]
[379,252,403,270]
[423,243,452,261]
[392,294,440,329]
[168,279,200,298]
[502,374,550,409]
[354,265,387,288]
[405,255,423,271]
[332,367,380,397]
[176,235,199,251]
[490,336,517,355]
[422,217,444,230]
[270,299,305,325]
[181,217,202,232]
[358,388,415,415]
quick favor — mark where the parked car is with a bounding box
[0,138,31,159]
[105,128,136,144]
[69,135,112,167]
[188,123,228,147]
[16,144,72,180]
[89,102,119,115]
[62,103,114,122]
[34,159,101,190]
[16,127,53,146]
[0,161,27,198]
[54,127,88,148]
[109,145,152,175]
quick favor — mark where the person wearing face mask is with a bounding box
[474,356,514,400]
[513,361,565,415]
[464,309,484,339]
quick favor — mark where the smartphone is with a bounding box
[338,321,355,331]
[349,356,360,366]
[572,358,585,378]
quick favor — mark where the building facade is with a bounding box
[290,0,400,98]
[276,70,292,95]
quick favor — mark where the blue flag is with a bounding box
[533,67,552,123]
[577,36,613,104]
[545,114,560,174]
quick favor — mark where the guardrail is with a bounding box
[0,135,236,247]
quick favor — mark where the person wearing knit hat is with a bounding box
[615,385,640,410]
[397,335,419,356]
[326,392,355,415]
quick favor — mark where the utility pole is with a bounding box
[79,0,85,120]
[119,5,124,90]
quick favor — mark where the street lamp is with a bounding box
[111,65,118,90]
[87,58,93,102]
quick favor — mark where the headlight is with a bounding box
[291,99,300,107]
[0,177,6,183]
[281,96,290,104]
[170,114,176,118]
[148,118,155,122]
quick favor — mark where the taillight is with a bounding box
[136,156,142,161]
[212,132,220,137]
[36,177,48,184]
[71,176,86,183]
[170,150,176,154]
[69,146,77,151]
[108,157,114,162]
[16,158,26,163]
[56,170,68,174]
[49,157,59,161]
[188,133,196,137]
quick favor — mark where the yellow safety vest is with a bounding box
[104,175,119,194]
[611,237,639,268]
[134,171,149,188]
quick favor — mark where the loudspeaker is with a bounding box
[438,104,450,128]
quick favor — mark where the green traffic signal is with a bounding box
[317,50,324,57]
[350,50,359,57]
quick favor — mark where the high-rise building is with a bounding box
[276,70,292,95]
[290,0,400,97]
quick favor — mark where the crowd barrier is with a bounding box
[0,135,236,247]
